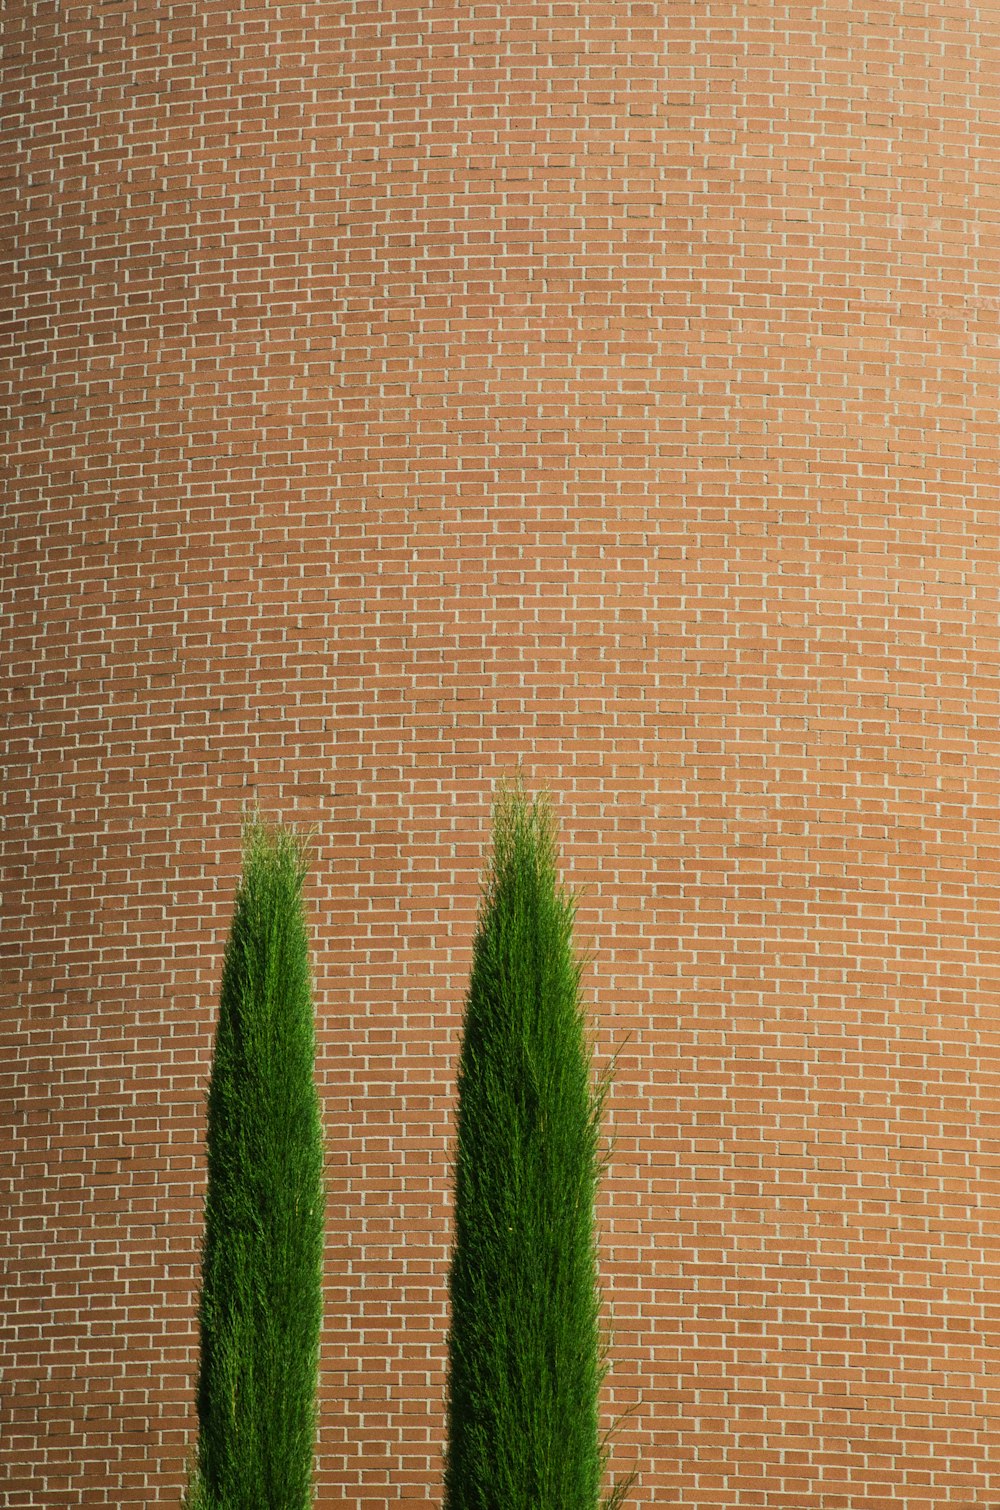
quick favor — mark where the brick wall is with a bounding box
[4,2,1000,1505]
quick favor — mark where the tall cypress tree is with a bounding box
[187,812,325,1510]
[443,777,633,1510]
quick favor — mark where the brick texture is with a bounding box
[4,2,1000,1505]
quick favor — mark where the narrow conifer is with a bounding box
[444,777,632,1509]
[189,812,325,1510]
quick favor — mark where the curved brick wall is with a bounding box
[5,3,1000,1506]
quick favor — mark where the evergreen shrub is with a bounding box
[444,777,634,1510]
[188,812,325,1510]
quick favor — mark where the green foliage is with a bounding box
[190,811,325,1510]
[444,777,634,1510]
[180,1461,209,1510]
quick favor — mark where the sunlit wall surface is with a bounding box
[4,4,1000,1505]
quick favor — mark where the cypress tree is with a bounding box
[443,777,633,1510]
[187,812,325,1510]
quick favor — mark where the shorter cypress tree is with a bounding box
[444,776,635,1509]
[187,811,325,1510]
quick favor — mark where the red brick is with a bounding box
[4,1,1000,1506]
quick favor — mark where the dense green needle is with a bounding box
[444,777,631,1510]
[188,812,325,1510]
